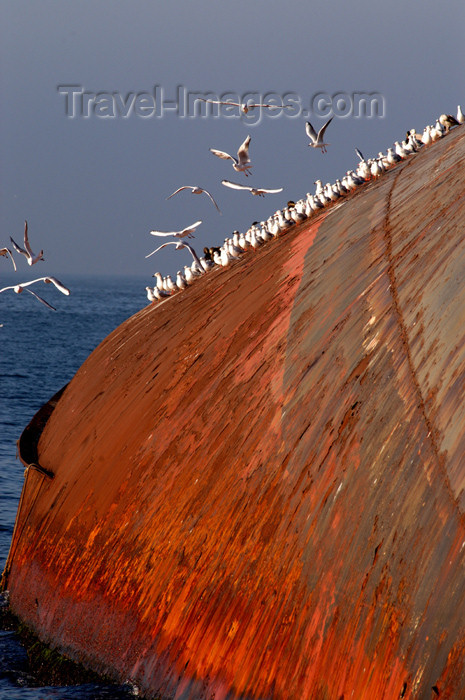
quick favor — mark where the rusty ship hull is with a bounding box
[3,126,465,699]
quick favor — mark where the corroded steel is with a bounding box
[4,126,465,699]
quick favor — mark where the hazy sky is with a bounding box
[1,0,464,281]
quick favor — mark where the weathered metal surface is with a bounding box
[4,126,465,699]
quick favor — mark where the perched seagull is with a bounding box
[166,185,221,214]
[305,117,333,153]
[198,98,291,114]
[10,220,44,265]
[0,247,17,271]
[221,180,283,197]
[145,240,204,271]
[149,220,202,240]
[176,271,188,290]
[421,126,433,146]
[314,179,324,195]
[457,105,465,125]
[153,286,170,300]
[146,286,157,303]
[210,135,252,176]
[439,113,459,132]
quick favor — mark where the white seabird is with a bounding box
[166,186,221,214]
[145,240,204,272]
[210,135,252,176]
[0,276,70,310]
[439,113,459,132]
[149,220,202,240]
[0,276,70,296]
[221,180,283,197]
[198,98,291,114]
[305,117,333,153]
[10,220,44,266]
[146,286,157,303]
[176,271,188,290]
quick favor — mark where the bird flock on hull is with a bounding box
[145,105,464,305]
[0,220,70,319]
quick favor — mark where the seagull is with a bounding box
[198,98,291,114]
[439,113,459,132]
[305,117,333,153]
[457,105,465,124]
[166,186,221,214]
[221,180,283,197]
[149,220,202,240]
[146,240,204,271]
[210,135,252,176]
[0,247,17,271]
[0,276,70,310]
[146,286,157,303]
[0,276,70,296]
[10,220,44,266]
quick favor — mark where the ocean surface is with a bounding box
[0,276,147,699]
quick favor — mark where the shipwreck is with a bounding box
[2,124,465,698]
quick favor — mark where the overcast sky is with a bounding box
[1,0,464,281]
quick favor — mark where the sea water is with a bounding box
[0,275,148,699]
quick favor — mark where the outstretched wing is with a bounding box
[355,147,365,161]
[252,103,288,110]
[237,135,251,164]
[260,187,284,194]
[200,99,240,107]
[221,180,251,192]
[166,186,191,200]
[180,220,202,236]
[13,277,70,295]
[43,276,71,295]
[149,229,179,237]
[145,242,177,258]
[317,116,333,140]
[25,288,56,311]
[202,188,222,213]
[0,247,17,271]
[23,220,34,256]
[305,121,318,142]
[10,236,27,256]
[210,148,234,162]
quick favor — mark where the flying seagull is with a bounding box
[10,220,44,265]
[0,247,17,271]
[305,117,333,153]
[0,276,70,310]
[167,186,221,214]
[149,220,202,240]
[221,180,283,197]
[0,276,70,296]
[210,135,252,176]
[145,240,203,268]
[198,98,292,114]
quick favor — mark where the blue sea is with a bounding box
[0,276,147,699]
